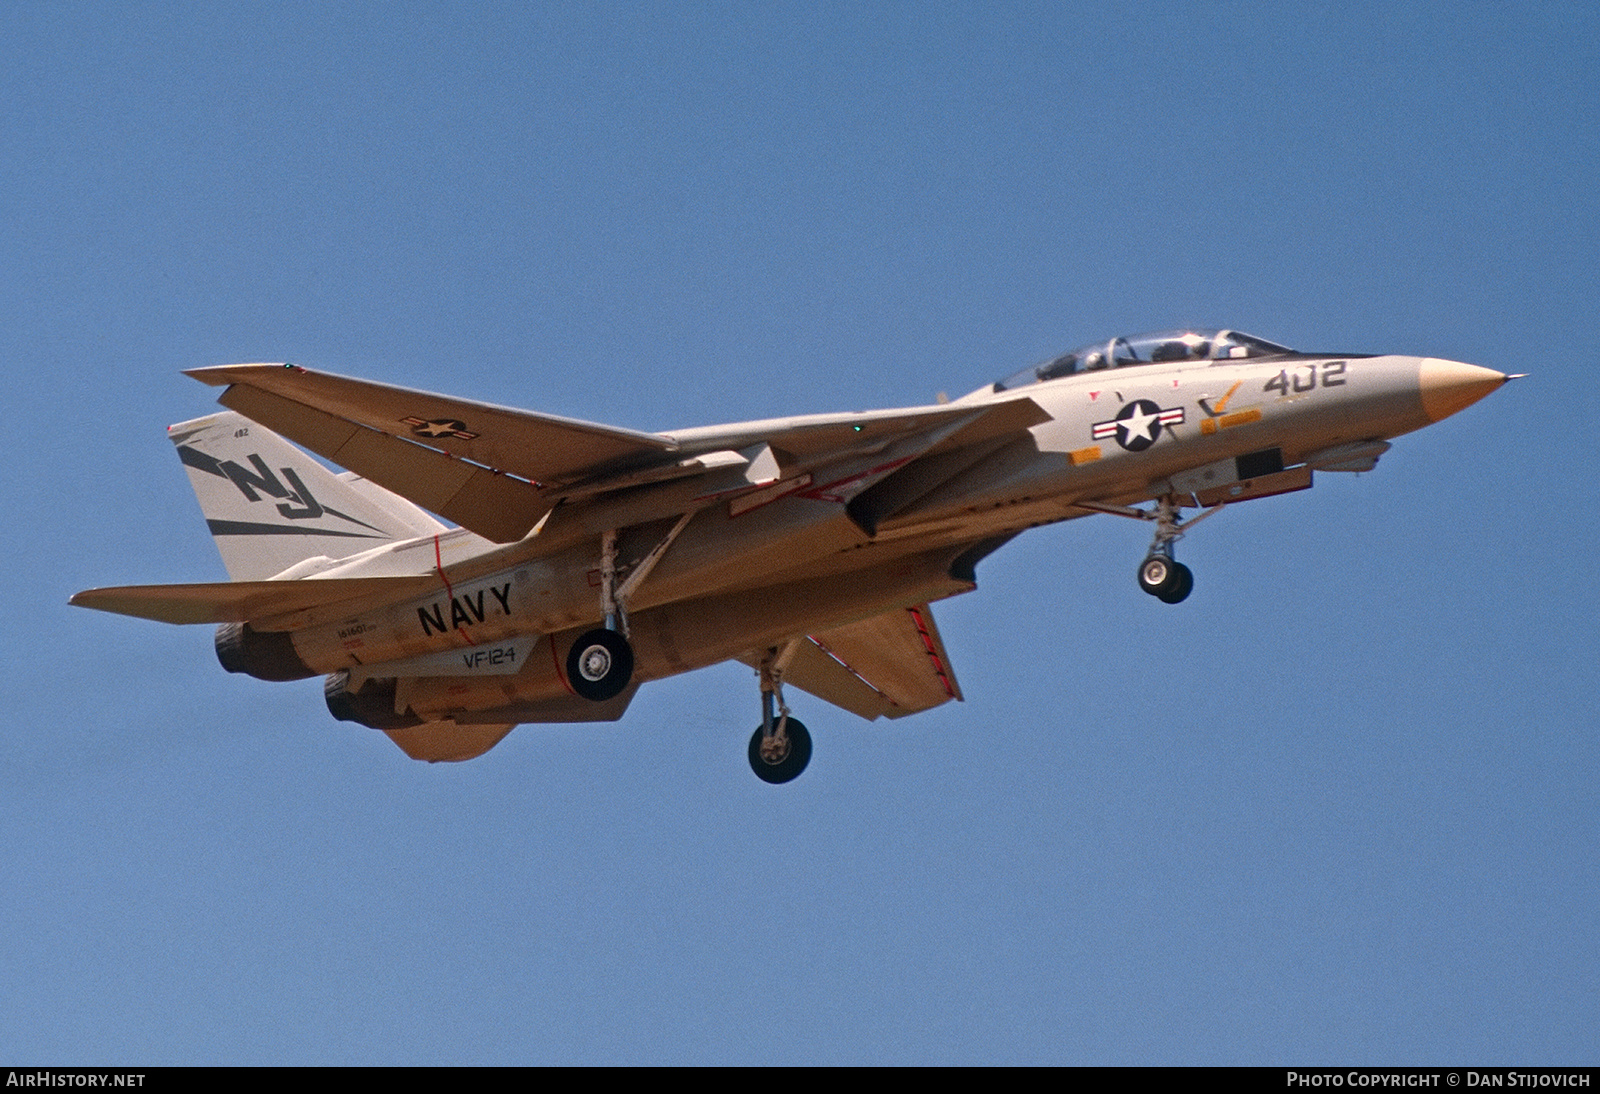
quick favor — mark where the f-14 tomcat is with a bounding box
[72,330,1513,782]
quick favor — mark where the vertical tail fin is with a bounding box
[170,411,446,581]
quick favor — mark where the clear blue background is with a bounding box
[3,1,1594,1064]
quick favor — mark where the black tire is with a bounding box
[1157,562,1194,604]
[1138,555,1177,597]
[565,628,634,701]
[748,718,812,784]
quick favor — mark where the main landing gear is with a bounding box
[748,641,811,784]
[566,516,694,702]
[567,528,634,700]
[566,627,633,700]
[1078,493,1223,606]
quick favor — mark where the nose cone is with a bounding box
[1419,358,1510,422]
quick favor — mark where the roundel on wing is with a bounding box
[402,416,480,441]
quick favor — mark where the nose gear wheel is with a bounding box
[1139,555,1175,594]
[1138,556,1193,603]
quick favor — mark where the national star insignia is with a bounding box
[402,417,480,441]
[1091,399,1185,452]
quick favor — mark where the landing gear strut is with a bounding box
[568,528,634,700]
[1135,494,1201,603]
[1078,493,1221,605]
[748,642,811,784]
[568,515,694,703]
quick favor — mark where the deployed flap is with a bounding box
[383,722,516,763]
[743,603,963,721]
[69,576,435,625]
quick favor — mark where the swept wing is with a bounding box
[187,364,1049,545]
[187,364,679,542]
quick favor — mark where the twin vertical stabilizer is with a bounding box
[169,411,445,581]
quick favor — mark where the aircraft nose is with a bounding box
[1418,358,1511,423]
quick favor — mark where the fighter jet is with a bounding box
[71,330,1512,782]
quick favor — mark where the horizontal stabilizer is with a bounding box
[743,602,963,721]
[69,576,435,625]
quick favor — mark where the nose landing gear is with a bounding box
[1078,493,1222,605]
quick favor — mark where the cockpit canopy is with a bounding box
[993,329,1294,392]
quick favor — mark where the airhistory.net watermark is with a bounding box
[6,1075,145,1088]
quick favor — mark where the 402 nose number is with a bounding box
[1263,361,1346,395]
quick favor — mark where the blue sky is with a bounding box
[3,1,1595,1063]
